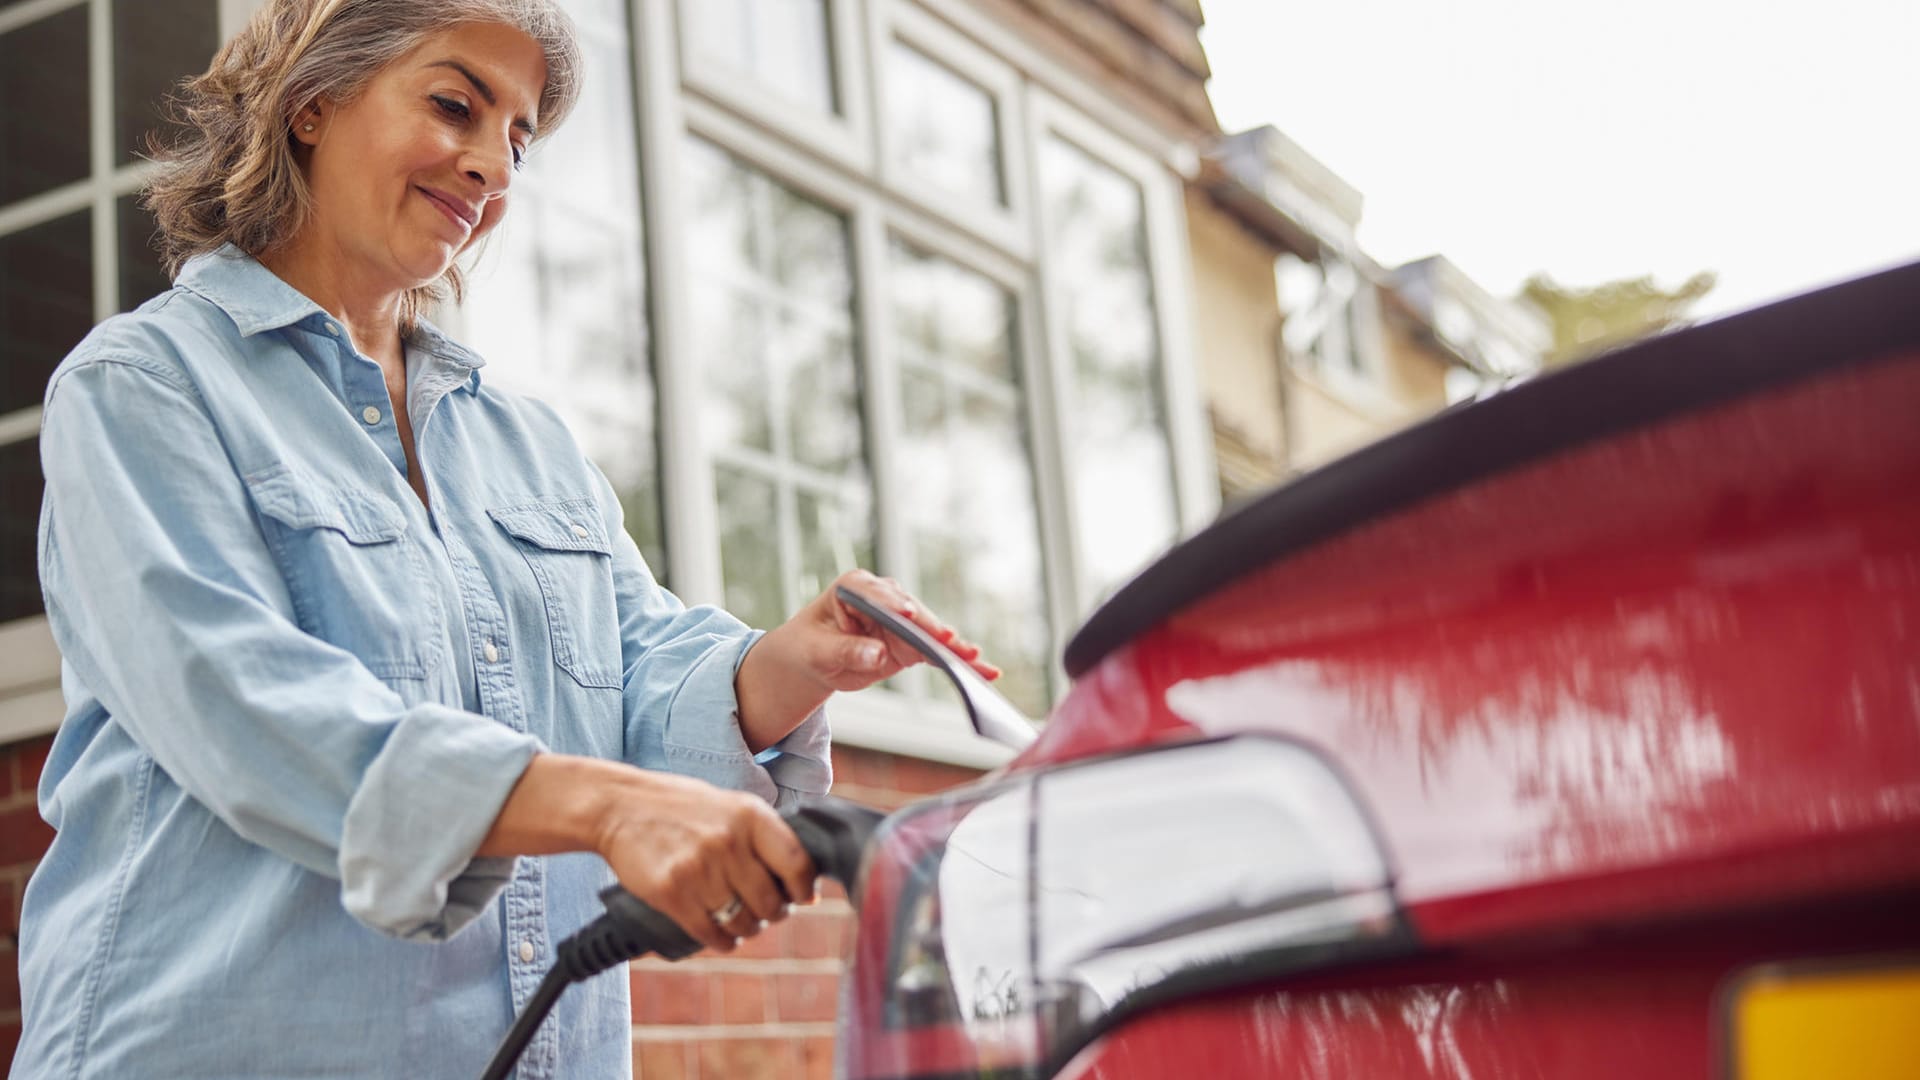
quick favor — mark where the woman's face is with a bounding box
[294,21,547,291]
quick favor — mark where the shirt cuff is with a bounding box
[663,631,833,804]
[337,703,544,941]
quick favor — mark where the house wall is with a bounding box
[1183,189,1289,500]
[1379,317,1455,414]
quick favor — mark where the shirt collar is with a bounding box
[177,244,485,394]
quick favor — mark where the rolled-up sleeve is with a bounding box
[39,355,540,940]
[585,463,832,806]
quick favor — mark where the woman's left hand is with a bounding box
[734,570,1000,753]
[788,569,1001,691]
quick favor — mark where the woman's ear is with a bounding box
[292,101,324,146]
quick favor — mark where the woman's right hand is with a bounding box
[478,753,817,952]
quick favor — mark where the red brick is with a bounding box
[830,746,894,790]
[3,869,26,935]
[890,756,982,796]
[714,972,767,1025]
[630,969,710,1026]
[0,806,53,868]
[1,1019,18,1074]
[787,911,849,960]
[0,877,14,936]
[11,739,51,796]
[696,1037,798,1080]
[0,943,17,1013]
[801,1036,836,1080]
[773,972,840,1023]
[634,1039,691,1080]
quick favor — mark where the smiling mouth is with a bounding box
[418,188,476,233]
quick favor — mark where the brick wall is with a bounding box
[1,735,54,1066]
[0,736,982,1076]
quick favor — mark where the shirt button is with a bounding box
[324,322,340,336]
[518,940,535,963]
[482,639,499,664]
[570,523,590,540]
[361,406,381,425]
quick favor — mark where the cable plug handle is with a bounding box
[481,797,883,1080]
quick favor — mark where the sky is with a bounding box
[1198,0,1920,317]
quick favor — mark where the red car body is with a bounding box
[837,262,1920,1079]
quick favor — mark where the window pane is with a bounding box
[781,312,859,474]
[686,0,836,115]
[796,485,871,602]
[767,181,851,308]
[886,41,1003,207]
[715,465,783,631]
[891,241,1050,715]
[685,136,869,622]
[118,194,172,311]
[525,28,638,216]
[0,437,42,623]
[1042,136,1176,600]
[113,0,219,164]
[696,289,772,453]
[0,6,90,204]
[2,211,92,416]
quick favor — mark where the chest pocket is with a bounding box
[244,467,440,682]
[488,497,622,690]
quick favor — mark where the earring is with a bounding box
[302,123,315,132]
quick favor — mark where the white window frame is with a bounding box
[0,0,254,743]
[869,0,1032,262]
[674,0,875,179]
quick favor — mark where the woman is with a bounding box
[13,1,995,1076]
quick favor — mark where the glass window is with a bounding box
[684,136,871,625]
[886,41,1004,208]
[0,5,90,205]
[118,194,171,311]
[1,211,92,417]
[113,0,219,163]
[1040,136,1176,600]
[0,437,43,625]
[685,0,837,115]
[889,239,1049,715]
[459,13,662,574]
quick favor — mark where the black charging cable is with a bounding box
[479,798,882,1080]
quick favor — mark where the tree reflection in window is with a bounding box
[1041,136,1177,602]
[886,41,1004,208]
[685,0,837,116]
[890,239,1051,715]
[685,137,872,626]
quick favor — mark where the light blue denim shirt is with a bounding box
[15,246,830,1079]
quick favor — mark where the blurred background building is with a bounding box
[0,0,1547,1071]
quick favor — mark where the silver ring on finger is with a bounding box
[708,898,744,924]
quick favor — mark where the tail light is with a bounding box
[841,734,1412,1079]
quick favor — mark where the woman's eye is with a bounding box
[431,95,471,120]
[511,146,527,171]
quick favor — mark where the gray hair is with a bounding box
[144,0,583,330]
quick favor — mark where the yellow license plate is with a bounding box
[1728,958,1920,1080]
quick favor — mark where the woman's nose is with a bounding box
[461,141,513,195]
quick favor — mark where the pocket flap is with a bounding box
[488,498,612,555]
[246,468,406,545]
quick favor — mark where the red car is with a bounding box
[833,261,1920,1080]
[487,264,1920,1080]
